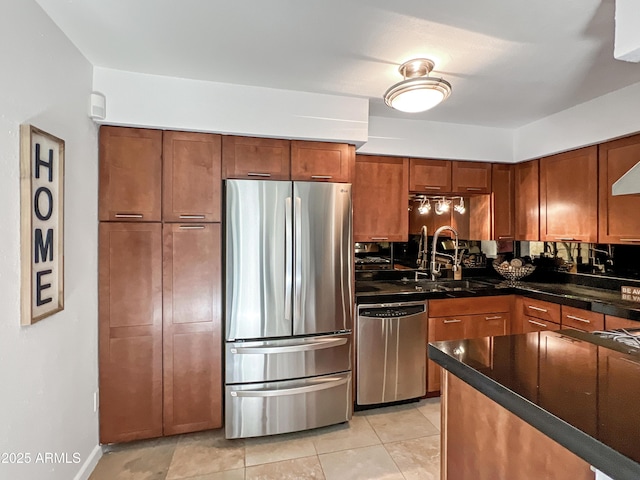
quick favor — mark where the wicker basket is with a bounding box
[492,260,536,281]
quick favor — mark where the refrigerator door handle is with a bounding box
[229,376,349,397]
[230,337,348,355]
[285,196,293,322]
[294,196,302,321]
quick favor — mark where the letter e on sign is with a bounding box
[20,124,64,325]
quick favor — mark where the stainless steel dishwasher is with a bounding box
[356,301,428,406]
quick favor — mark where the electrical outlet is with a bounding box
[93,391,99,413]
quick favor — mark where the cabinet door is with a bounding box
[163,223,222,435]
[163,131,222,222]
[515,160,539,241]
[540,147,598,242]
[428,316,468,392]
[452,161,492,194]
[492,163,515,241]
[291,141,352,182]
[451,195,491,241]
[599,133,640,244]
[353,155,408,242]
[561,305,603,332]
[99,127,162,222]
[409,159,452,193]
[99,222,163,443]
[222,136,290,180]
[473,313,509,338]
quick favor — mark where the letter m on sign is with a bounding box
[34,228,53,263]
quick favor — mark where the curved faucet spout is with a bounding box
[430,225,460,281]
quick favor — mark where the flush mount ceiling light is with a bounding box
[384,58,452,113]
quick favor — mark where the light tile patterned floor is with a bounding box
[89,398,441,480]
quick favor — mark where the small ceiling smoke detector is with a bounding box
[384,58,452,113]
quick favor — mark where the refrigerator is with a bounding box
[224,179,354,439]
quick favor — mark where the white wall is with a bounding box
[359,116,514,162]
[93,67,369,147]
[0,1,100,479]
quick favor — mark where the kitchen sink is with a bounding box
[356,278,493,295]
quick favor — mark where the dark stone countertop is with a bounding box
[355,276,640,321]
[428,330,640,480]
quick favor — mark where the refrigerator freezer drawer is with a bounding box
[225,372,352,439]
[226,332,352,384]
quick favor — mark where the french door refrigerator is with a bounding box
[224,179,353,439]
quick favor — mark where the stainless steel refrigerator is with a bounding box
[224,179,353,439]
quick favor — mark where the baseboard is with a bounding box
[73,444,102,480]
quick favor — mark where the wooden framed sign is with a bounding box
[20,125,65,325]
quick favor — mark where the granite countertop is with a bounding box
[428,330,640,480]
[355,276,640,321]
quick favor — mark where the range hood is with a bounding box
[612,161,640,195]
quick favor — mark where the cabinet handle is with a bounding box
[620,239,640,243]
[115,213,143,218]
[423,186,441,190]
[566,314,590,324]
[466,187,482,191]
[370,237,389,241]
[485,315,502,320]
[498,236,514,240]
[179,214,205,219]
[311,175,333,179]
[556,237,581,241]
[178,225,205,230]
[247,172,271,177]
[528,319,547,327]
[527,305,548,313]
[443,319,462,324]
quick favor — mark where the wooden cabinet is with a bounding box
[514,160,539,241]
[561,305,604,332]
[222,136,290,180]
[409,159,452,193]
[605,315,639,330]
[452,161,492,194]
[291,141,353,182]
[428,296,511,393]
[99,222,163,443]
[163,131,222,223]
[162,223,222,435]
[99,127,162,222]
[451,195,491,241]
[515,296,561,333]
[491,163,515,241]
[599,133,640,244]
[540,147,598,243]
[353,155,408,242]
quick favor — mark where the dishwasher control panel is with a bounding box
[358,304,426,318]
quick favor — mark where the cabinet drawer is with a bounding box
[520,298,561,324]
[429,296,511,317]
[428,316,468,342]
[561,306,604,332]
[522,315,561,333]
[605,315,639,330]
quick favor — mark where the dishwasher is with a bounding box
[356,301,428,406]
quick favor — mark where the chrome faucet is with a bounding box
[430,225,460,281]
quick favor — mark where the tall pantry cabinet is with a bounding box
[98,126,222,443]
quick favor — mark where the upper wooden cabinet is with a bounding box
[353,155,408,242]
[222,136,290,180]
[291,141,353,182]
[599,133,640,244]
[540,146,598,243]
[163,131,222,223]
[452,161,492,194]
[409,159,452,193]
[491,163,515,241]
[99,126,162,222]
[515,159,540,241]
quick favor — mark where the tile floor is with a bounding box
[89,398,441,480]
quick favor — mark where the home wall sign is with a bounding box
[20,124,64,325]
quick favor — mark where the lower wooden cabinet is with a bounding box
[427,296,511,393]
[162,223,222,435]
[99,222,222,443]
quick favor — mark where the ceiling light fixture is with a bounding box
[384,58,452,113]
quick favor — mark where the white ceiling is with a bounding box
[35,0,640,128]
